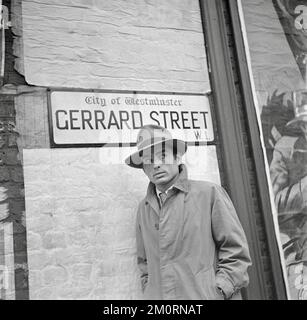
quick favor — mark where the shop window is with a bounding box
[239,0,307,300]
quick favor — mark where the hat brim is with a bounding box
[286,115,307,128]
[125,139,187,169]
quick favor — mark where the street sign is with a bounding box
[48,90,214,147]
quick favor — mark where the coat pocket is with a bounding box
[195,267,224,300]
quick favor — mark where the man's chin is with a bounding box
[153,177,168,185]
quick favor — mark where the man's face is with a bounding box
[142,145,181,189]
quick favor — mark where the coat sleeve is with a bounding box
[269,138,307,215]
[211,186,252,299]
[135,205,148,293]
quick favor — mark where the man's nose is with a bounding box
[153,158,162,168]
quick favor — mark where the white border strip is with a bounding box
[0,0,5,80]
[237,0,290,299]
[0,222,16,300]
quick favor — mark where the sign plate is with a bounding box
[48,91,214,147]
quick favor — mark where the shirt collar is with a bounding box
[155,185,174,198]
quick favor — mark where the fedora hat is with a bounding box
[125,125,187,169]
[286,103,307,128]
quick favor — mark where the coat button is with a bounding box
[155,223,159,230]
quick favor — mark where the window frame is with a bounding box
[199,0,287,299]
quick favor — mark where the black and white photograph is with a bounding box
[0,0,307,308]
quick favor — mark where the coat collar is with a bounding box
[145,164,190,211]
[172,164,190,193]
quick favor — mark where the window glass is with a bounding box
[239,0,307,300]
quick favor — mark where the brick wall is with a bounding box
[3,0,25,86]
[17,0,211,93]
[21,145,219,299]
[2,0,223,300]
[0,0,29,299]
[0,94,28,300]
[23,148,147,299]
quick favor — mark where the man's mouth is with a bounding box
[153,172,165,178]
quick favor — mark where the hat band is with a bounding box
[138,136,174,150]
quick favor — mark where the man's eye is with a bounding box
[143,158,153,164]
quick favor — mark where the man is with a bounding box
[270,101,307,299]
[125,124,251,300]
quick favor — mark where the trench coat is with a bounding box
[135,164,251,300]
